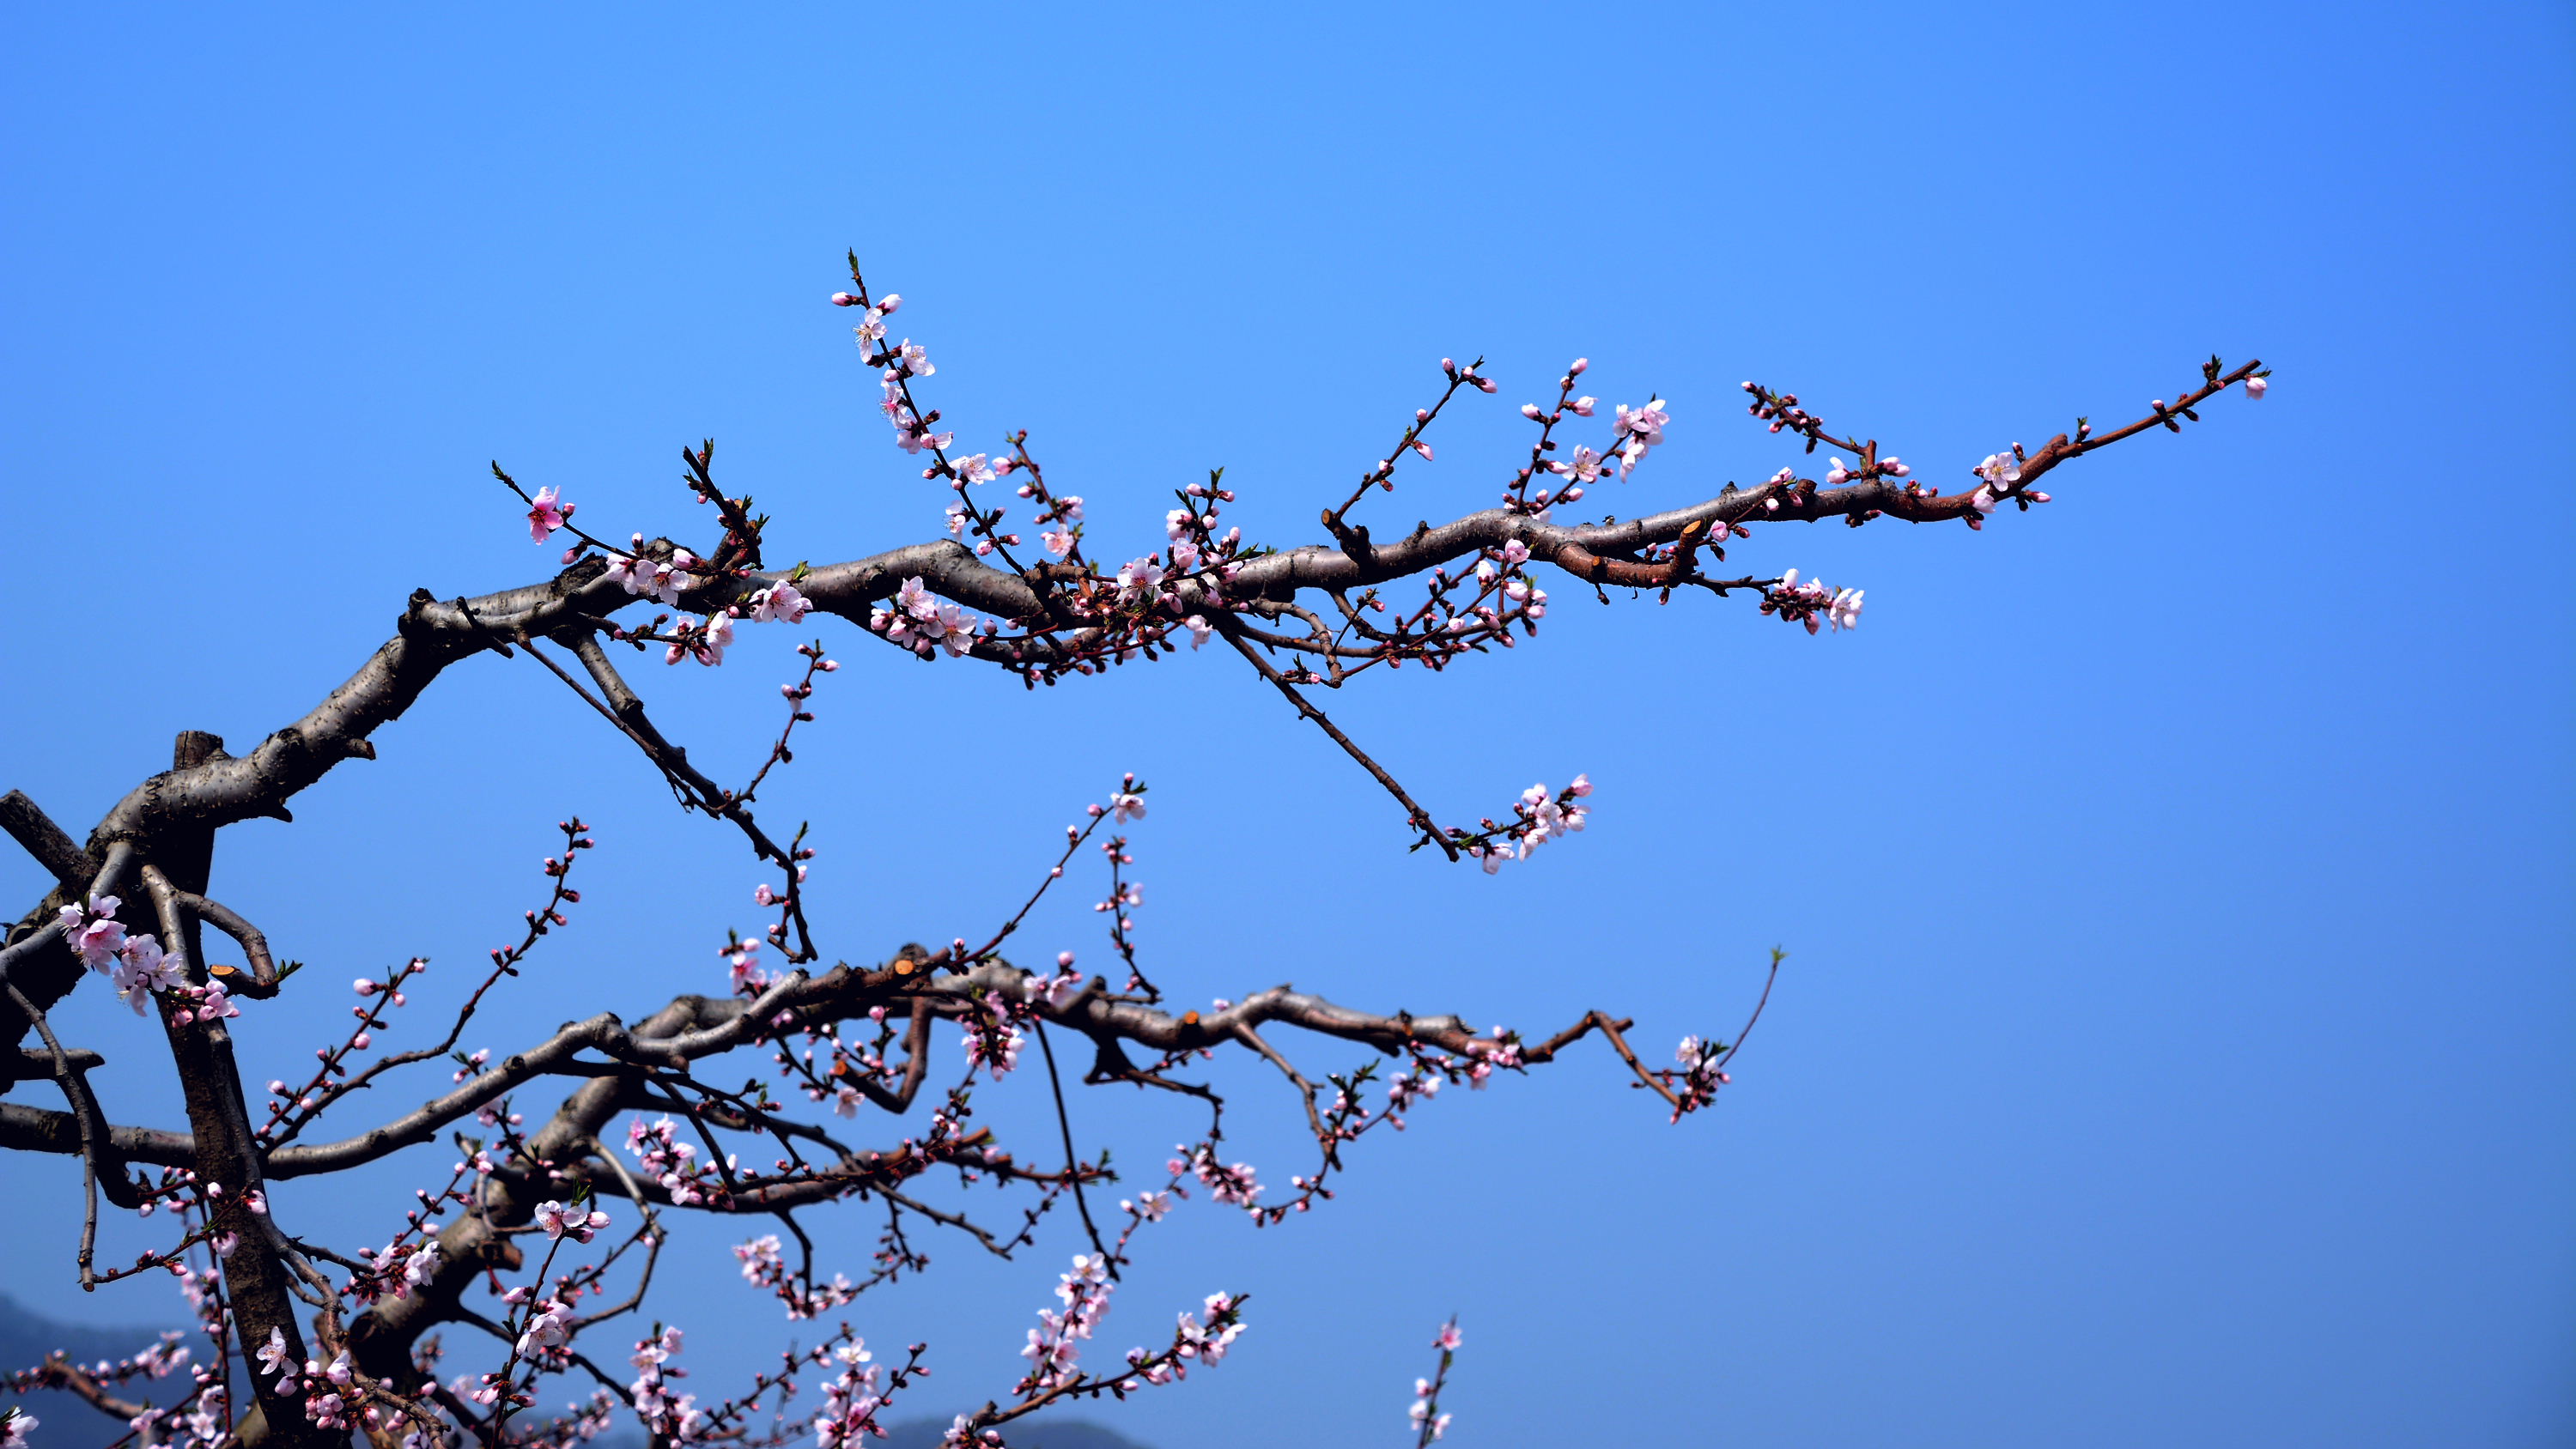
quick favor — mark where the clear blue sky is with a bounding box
[3,4,2569,1446]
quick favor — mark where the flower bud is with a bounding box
[830,292,860,306]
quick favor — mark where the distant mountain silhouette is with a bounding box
[0,1294,198,1449]
[878,1417,1156,1449]
[3,1296,1156,1449]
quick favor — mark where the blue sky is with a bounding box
[2,4,2569,1446]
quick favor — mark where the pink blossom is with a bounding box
[1613,398,1669,446]
[1571,395,1596,416]
[643,560,692,607]
[532,1200,611,1244]
[753,581,811,624]
[516,1300,573,1356]
[254,1326,295,1385]
[1829,588,1863,632]
[1042,528,1077,559]
[1183,615,1212,650]
[60,894,125,969]
[2245,376,2269,399]
[893,415,952,455]
[1549,446,1607,484]
[109,935,183,1014]
[696,612,734,667]
[526,487,570,543]
[1117,558,1165,597]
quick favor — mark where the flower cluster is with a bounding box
[253,1327,358,1429]
[731,1232,863,1319]
[1148,1292,1247,1383]
[1612,397,1670,478]
[810,1339,884,1448]
[962,989,1028,1082]
[842,289,952,460]
[534,1199,611,1244]
[605,548,699,607]
[1667,1035,1734,1120]
[870,576,986,659]
[1017,1253,1115,1394]
[1172,1144,1264,1210]
[349,1236,442,1305]
[628,1117,721,1207]
[1458,775,1592,875]
[629,1326,708,1442]
[1759,568,1863,634]
[57,894,186,1015]
[1409,1320,1461,1446]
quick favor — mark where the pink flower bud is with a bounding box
[1570,358,1589,375]
[2245,377,2268,399]
[830,292,860,306]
